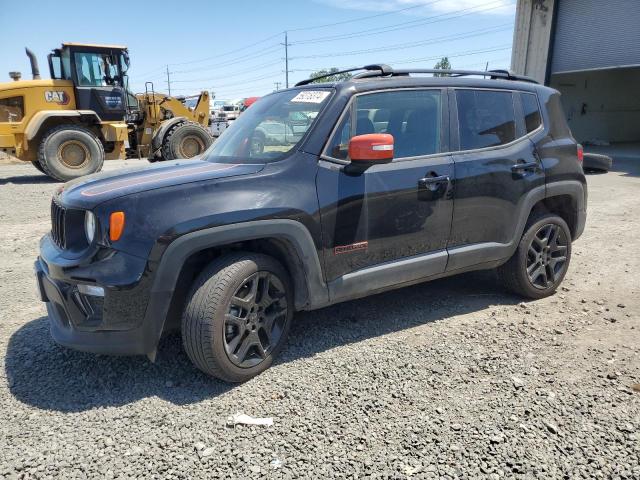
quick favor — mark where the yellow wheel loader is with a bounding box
[0,44,213,181]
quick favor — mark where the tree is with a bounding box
[308,68,353,83]
[433,57,452,76]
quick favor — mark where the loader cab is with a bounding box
[48,43,129,121]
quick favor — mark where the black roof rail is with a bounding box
[352,68,538,84]
[295,64,393,86]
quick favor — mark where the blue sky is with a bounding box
[1,0,516,101]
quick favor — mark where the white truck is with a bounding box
[209,103,242,137]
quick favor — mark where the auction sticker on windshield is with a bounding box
[291,91,331,103]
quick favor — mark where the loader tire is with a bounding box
[31,160,45,174]
[161,121,213,160]
[38,125,104,182]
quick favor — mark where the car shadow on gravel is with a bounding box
[6,271,519,412]
[0,174,59,185]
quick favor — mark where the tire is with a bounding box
[38,125,104,181]
[182,253,294,382]
[583,153,612,173]
[497,213,572,299]
[31,160,45,174]
[161,121,213,160]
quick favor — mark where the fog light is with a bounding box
[77,284,105,297]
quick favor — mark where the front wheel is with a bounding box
[182,253,293,382]
[497,213,572,299]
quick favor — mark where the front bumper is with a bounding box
[36,234,158,355]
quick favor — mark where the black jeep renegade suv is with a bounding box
[35,66,587,382]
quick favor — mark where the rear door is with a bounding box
[447,88,545,270]
[317,88,454,286]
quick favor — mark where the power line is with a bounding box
[172,44,282,74]
[170,71,283,92]
[168,32,285,66]
[131,2,515,86]
[286,0,447,32]
[290,24,512,60]
[127,0,489,78]
[291,1,512,45]
[291,45,512,73]
[170,59,283,83]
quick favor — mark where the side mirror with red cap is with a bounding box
[348,133,394,163]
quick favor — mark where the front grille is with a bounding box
[50,199,67,249]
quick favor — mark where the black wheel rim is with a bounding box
[224,272,288,368]
[526,223,568,289]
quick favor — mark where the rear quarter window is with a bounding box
[545,92,572,140]
[456,90,516,150]
[521,92,542,133]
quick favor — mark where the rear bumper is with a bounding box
[575,182,588,240]
[575,207,587,240]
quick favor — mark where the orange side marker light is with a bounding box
[109,211,126,241]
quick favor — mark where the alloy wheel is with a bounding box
[526,223,568,289]
[224,271,288,367]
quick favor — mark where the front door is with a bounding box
[317,88,454,296]
[72,50,126,121]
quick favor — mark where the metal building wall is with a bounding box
[551,0,640,74]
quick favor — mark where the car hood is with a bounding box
[58,159,264,209]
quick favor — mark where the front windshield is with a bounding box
[204,88,333,163]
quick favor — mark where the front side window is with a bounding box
[325,89,442,161]
[521,92,542,133]
[457,90,516,150]
[0,96,24,122]
[326,112,351,160]
[74,52,120,87]
[204,88,332,163]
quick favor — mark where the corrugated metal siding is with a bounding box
[551,0,640,73]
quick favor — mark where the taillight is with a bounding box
[577,144,584,164]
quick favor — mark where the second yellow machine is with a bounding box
[0,44,213,181]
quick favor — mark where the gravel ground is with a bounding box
[0,159,638,479]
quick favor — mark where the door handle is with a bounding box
[511,161,538,172]
[418,174,450,191]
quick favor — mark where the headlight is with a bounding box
[84,211,96,244]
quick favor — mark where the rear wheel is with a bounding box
[161,121,213,160]
[497,213,572,299]
[38,125,104,181]
[182,253,293,382]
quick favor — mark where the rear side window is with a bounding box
[521,93,542,133]
[457,90,516,150]
[0,96,24,122]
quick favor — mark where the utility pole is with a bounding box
[274,81,281,91]
[166,65,171,96]
[282,31,291,88]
